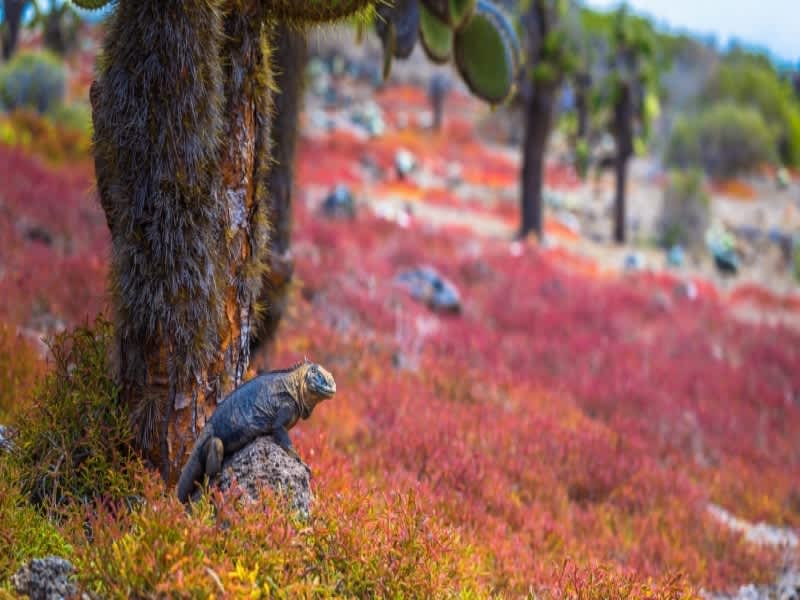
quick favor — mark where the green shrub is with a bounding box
[0,108,92,163]
[14,318,142,515]
[0,51,65,115]
[703,60,800,166]
[665,102,777,177]
[0,324,43,422]
[0,460,72,583]
[49,102,92,135]
[659,168,710,249]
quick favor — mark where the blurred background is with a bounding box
[0,0,799,597]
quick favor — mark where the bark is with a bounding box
[613,153,628,244]
[518,0,559,240]
[91,0,273,484]
[612,83,634,245]
[42,4,78,56]
[519,85,556,239]
[158,5,273,482]
[251,23,308,357]
[575,72,591,139]
[2,0,25,60]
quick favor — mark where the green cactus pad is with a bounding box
[69,0,112,9]
[421,0,476,28]
[454,0,517,104]
[419,5,453,63]
[478,0,520,64]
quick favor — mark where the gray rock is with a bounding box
[707,503,798,548]
[394,149,417,178]
[395,266,462,314]
[0,424,12,452]
[12,557,77,600]
[667,245,686,267]
[321,185,356,219]
[194,436,312,516]
[703,570,800,600]
[623,252,647,271]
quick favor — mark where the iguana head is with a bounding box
[297,360,336,418]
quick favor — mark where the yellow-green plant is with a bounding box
[13,319,142,514]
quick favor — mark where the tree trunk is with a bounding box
[2,0,25,60]
[575,73,590,139]
[519,86,555,239]
[612,83,634,245]
[91,0,273,483]
[251,23,307,358]
[613,154,628,244]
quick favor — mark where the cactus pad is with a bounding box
[419,5,453,63]
[69,0,112,9]
[453,0,518,103]
[421,0,476,29]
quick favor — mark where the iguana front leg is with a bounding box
[272,406,312,476]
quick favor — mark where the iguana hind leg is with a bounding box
[204,436,224,480]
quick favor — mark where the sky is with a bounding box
[586,0,799,65]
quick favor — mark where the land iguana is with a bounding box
[177,359,336,502]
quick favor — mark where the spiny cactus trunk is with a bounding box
[252,23,308,358]
[91,0,274,483]
[613,155,628,244]
[575,74,590,139]
[519,86,556,239]
[612,83,634,245]
[1,0,25,59]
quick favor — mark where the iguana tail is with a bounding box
[176,436,207,503]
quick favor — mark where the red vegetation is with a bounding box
[0,146,108,329]
[1,82,798,595]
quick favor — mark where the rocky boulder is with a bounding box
[0,424,13,452]
[192,436,312,516]
[395,266,462,314]
[12,557,77,600]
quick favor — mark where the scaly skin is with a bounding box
[177,360,336,502]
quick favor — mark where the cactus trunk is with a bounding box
[613,83,634,245]
[614,154,628,244]
[91,0,274,483]
[252,24,308,357]
[520,85,556,239]
[1,0,25,59]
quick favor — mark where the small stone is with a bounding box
[394,149,417,179]
[667,245,685,267]
[12,556,77,600]
[395,266,462,314]
[623,253,646,271]
[0,424,13,452]
[24,225,54,246]
[674,279,699,301]
[321,185,356,219]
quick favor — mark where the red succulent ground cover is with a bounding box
[1,81,799,594]
[0,147,108,329]
[264,196,799,593]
